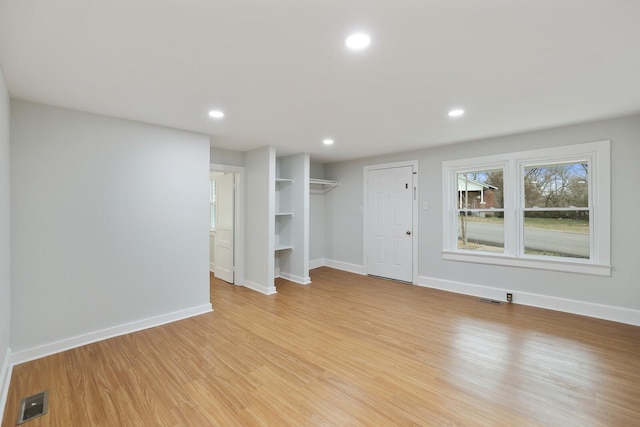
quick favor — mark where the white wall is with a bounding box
[309,193,325,264]
[325,114,640,313]
[210,146,245,167]
[10,100,212,352]
[0,67,11,391]
[309,162,325,264]
[244,146,276,294]
[310,161,325,180]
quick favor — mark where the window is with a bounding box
[209,177,216,230]
[522,161,589,259]
[442,140,610,276]
[457,169,504,252]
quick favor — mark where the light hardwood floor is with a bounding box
[3,267,640,426]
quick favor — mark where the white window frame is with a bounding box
[442,140,611,276]
[209,175,216,231]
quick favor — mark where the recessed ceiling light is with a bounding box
[448,109,465,118]
[208,110,224,119]
[323,138,334,145]
[345,33,371,50]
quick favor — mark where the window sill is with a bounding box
[442,251,611,276]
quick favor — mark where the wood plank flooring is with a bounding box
[3,267,640,426]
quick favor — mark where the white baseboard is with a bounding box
[418,275,640,327]
[308,258,366,275]
[325,259,366,275]
[279,272,311,285]
[10,304,213,366]
[210,262,215,272]
[243,279,277,296]
[309,258,326,270]
[0,347,12,427]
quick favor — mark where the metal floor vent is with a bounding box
[478,298,503,305]
[17,391,48,425]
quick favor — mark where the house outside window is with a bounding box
[442,140,610,276]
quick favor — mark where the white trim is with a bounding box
[10,304,212,365]
[279,272,312,285]
[442,140,610,276]
[243,279,277,296]
[209,230,216,273]
[417,275,640,327]
[309,258,326,270]
[210,163,245,286]
[363,160,419,284]
[442,251,611,276]
[325,259,366,275]
[0,347,12,427]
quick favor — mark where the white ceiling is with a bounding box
[1,0,639,163]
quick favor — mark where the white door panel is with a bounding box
[214,228,233,282]
[214,173,234,283]
[366,166,413,282]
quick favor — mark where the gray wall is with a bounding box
[0,68,10,367]
[10,101,211,351]
[325,114,640,311]
[210,146,245,167]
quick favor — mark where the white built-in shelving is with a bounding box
[275,177,293,252]
[274,154,311,284]
[309,178,339,194]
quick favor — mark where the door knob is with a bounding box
[406,231,412,235]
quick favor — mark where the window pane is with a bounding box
[523,211,589,259]
[210,179,217,229]
[524,162,588,208]
[458,212,504,252]
[457,169,503,210]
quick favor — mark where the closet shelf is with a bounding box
[309,178,339,193]
[275,245,294,251]
[275,212,294,217]
[276,178,294,183]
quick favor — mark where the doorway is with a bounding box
[363,161,418,283]
[210,163,245,286]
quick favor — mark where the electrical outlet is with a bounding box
[506,293,513,303]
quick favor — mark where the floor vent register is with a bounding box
[16,390,49,425]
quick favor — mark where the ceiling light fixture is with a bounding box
[323,138,334,145]
[208,110,224,119]
[448,109,465,118]
[345,33,371,50]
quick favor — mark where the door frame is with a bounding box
[363,160,419,284]
[210,163,245,286]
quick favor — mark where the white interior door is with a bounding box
[366,166,413,282]
[214,172,234,283]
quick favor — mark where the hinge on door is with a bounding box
[414,187,416,200]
